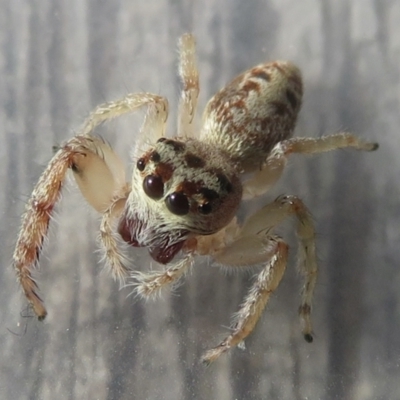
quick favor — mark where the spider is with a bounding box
[13,33,378,364]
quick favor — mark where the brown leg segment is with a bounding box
[201,238,288,365]
[13,149,74,319]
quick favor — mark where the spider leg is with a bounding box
[201,195,317,364]
[284,132,378,154]
[99,196,130,281]
[69,135,127,212]
[77,93,168,146]
[13,135,128,319]
[129,254,194,298]
[13,143,79,319]
[243,132,378,199]
[242,143,288,200]
[178,33,199,137]
[201,236,288,365]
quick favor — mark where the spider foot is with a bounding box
[304,333,314,343]
[201,327,249,365]
[128,256,192,299]
[17,271,48,320]
[201,340,231,366]
[369,142,379,151]
[298,303,314,343]
[128,270,170,299]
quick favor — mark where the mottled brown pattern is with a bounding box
[184,152,206,168]
[251,68,271,81]
[4,5,393,398]
[175,180,202,196]
[271,61,288,75]
[155,162,174,182]
[200,60,304,172]
[241,80,261,94]
[161,138,186,152]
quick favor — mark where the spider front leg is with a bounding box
[67,136,135,280]
[13,149,73,319]
[13,136,127,319]
[243,132,379,199]
[201,195,317,364]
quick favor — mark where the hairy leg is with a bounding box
[77,93,168,143]
[14,143,79,319]
[178,33,199,137]
[100,196,130,281]
[243,132,378,199]
[129,254,194,298]
[202,237,288,364]
[13,135,128,319]
[201,195,317,363]
[242,194,317,341]
[285,132,378,154]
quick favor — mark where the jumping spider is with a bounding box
[13,33,378,364]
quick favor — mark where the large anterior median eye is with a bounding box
[143,175,164,199]
[165,192,190,215]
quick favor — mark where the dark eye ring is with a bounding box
[143,175,164,199]
[165,192,190,215]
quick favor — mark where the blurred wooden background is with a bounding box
[1,0,399,399]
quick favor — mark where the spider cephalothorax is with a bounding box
[118,137,242,264]
[12,33,378,363]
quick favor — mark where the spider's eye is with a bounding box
[197,188,218,215]
[165,192,190,215]
[143,175,164,199]
[198,202,212,214]
[137,158,146,172]
[150,151,160,163]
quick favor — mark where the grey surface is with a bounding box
[1,1,399,399]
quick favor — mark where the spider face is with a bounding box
[12,33,378,363]
[118,137,242,264]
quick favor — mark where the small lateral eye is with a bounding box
[137,158,146,171]
[165,192,190,215]
[150,151,160,163]
[143,175,164,199]
[198,202,212,215]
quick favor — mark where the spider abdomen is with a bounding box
[201,61,303,172]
